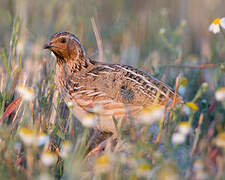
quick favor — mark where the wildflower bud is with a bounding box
[201,82,208,92]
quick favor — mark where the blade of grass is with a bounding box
[1,96,22,122]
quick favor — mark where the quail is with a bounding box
[44,32,183,133]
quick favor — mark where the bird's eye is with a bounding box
[60,38,66,43]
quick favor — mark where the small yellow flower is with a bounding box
[19,128,35,146]
[137,162,152,177]
[41,151,57,166]
[155,161,180,180]
[16,84,35,101]
[208,17,225,34]
[215,87,225,102]
[139,105,165,124]
[215,132,225,148]
[185,102,198,111]
[96,154,109,165]
[95,154,111,174]
[178,122,191,135]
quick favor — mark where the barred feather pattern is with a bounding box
[55,60,183,119]
[46,32,183,132]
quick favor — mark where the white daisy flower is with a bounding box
[60,141,72,158]
[16,84,35,101]
[41,151,57,166]
[139,105,165,125]
[19,128,36,146]
[171,132,186,145]
[81,113,97,128]
[208,17,225,34]
[178,122,192,135]
[215,87,225,101]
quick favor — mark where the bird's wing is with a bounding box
[64,64,143,116]
[65,63,182,116]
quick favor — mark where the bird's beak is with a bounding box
[43,42,54,49]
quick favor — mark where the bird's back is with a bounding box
[58,62,183,118]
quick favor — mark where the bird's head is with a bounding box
[43,32,85,63]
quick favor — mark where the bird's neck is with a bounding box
[56,56,97,77]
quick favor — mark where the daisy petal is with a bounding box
[208,24,213,31]
[220,17,225,29]
[213,24,220,34]
[208,23,214,32]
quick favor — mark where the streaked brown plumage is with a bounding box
[44,32,183,133]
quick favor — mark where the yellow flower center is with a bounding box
[213,18,221,25]
[179,121,190,127]
[20,128,35,136]
[138,163,152,171]
[217,132,225,140]
[96,154,109,165]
